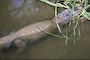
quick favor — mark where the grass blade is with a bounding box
[40,0,69,8]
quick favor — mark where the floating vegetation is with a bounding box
[40,0,90,45]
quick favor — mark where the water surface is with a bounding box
[0,0,90,59]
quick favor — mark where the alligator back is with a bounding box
[15,20,57,42]
[12,20,57,50]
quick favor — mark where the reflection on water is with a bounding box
[0,0,90,59]
[10,0,39,18]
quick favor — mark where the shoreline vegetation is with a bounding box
[40,0,90,45]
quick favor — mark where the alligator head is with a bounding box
[55,6,83,25]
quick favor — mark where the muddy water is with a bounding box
[0,0,90,59]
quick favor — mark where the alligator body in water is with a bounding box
[0,6,83,50]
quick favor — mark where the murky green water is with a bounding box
[0,0,90,59]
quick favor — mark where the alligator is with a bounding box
[0,6,83,50]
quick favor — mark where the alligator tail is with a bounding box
[0,33,19,50]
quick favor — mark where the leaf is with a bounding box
[85,5,90,9]
[82,9,90,20]
[40,0,69,8]
[56,3,69,8]
[40,0,57,7]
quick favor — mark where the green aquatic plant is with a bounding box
[40,0,69,8]
[40,0,90,45]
